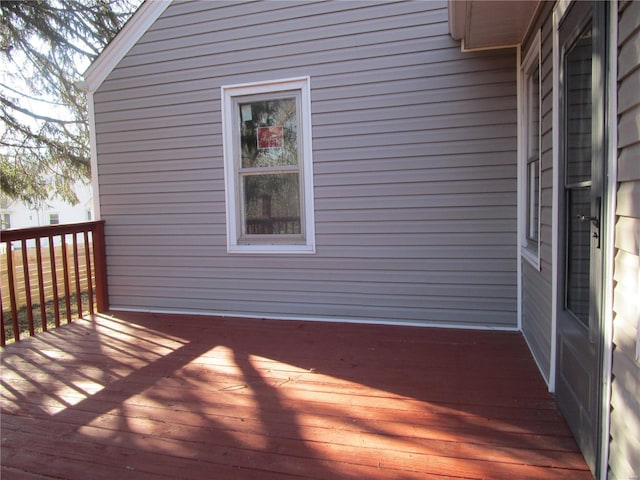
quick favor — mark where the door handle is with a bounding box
[575,214,600,229]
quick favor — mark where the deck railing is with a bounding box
[0,221,107,346]
[246,217,301,235]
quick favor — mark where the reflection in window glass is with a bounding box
[240,98,298,168]
[528,66,540,159]
[528,160,540,242]
[244,174,301,235]
[566,187,591,326]
[565,26,592,186]
[236,95,303,239]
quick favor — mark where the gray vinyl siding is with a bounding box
[609,1,640,478]
[94,0,518,327]
[521,3,555,383]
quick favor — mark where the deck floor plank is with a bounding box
[1,312,591,479]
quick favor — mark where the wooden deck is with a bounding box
[1,312,591,479]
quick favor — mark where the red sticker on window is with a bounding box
[257,126,284,149]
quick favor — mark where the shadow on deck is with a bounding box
[1,312,591,479]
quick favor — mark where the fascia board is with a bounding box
[448,0,468,41]
[82,0,171,93]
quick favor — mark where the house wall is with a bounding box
[520,2,555,384]
[1,183,93,230]
[609,1,640,478]
[93,0,519,328]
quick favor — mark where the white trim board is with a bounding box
[516,43,523,334]
[87,92,101,220]
[110,306,521,332]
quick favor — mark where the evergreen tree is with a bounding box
[0,0,141,206]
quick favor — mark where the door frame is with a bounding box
[550,1,618,478]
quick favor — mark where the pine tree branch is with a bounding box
[1,96,83,125]
[1,0,141,204]
[0,82,69,107]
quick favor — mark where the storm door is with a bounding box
[556,1,607,475]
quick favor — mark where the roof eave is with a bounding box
[448,0,544,51]
[82,0,171,93]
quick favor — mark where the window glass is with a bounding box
[0,213,10,229]
[240,98,298,168]
[244,173,301,235]
[525,64,540,250]
[528,160,540,242]
[528,66,540,159]
[521,33,542,265]
[566,187,591,325]
[565,27,593,186]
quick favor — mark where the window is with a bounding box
[0,213,10,230]
[222,77,316,254]
[521,33,541,267]
[49,213,60,225]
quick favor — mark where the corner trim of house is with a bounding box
[108,307,521,333]
[87,92,101,221]
[549,0,568,394]
[516,43,523,334]
[599,1,618,477]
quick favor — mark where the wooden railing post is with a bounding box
[92,220,109,313]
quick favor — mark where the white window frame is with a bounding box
[519,31,542,269]
[221,77,316,254]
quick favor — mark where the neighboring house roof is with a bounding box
[83,0,171,92]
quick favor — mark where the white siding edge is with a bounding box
[549,1,563,395]
[87,92,101,220]
[82,0,171,93]
[517,43,523,333]
[108,306,521,332]
[600,2,619,477]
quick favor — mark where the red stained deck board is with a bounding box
[1,312,591,479]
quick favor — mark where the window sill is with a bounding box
[521,247,541,270]
[228,243,316,255]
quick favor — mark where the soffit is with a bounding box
[449,0,543,50]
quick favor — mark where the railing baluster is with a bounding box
[1,221,107,344]
[6,242,19,342]
[1,296,6,346]
[49,235,61,328]
[21,239,35,337]
[72,233,82,318]
[35,238,47,332]
[84,231,94,315]
[61,234,72,324]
